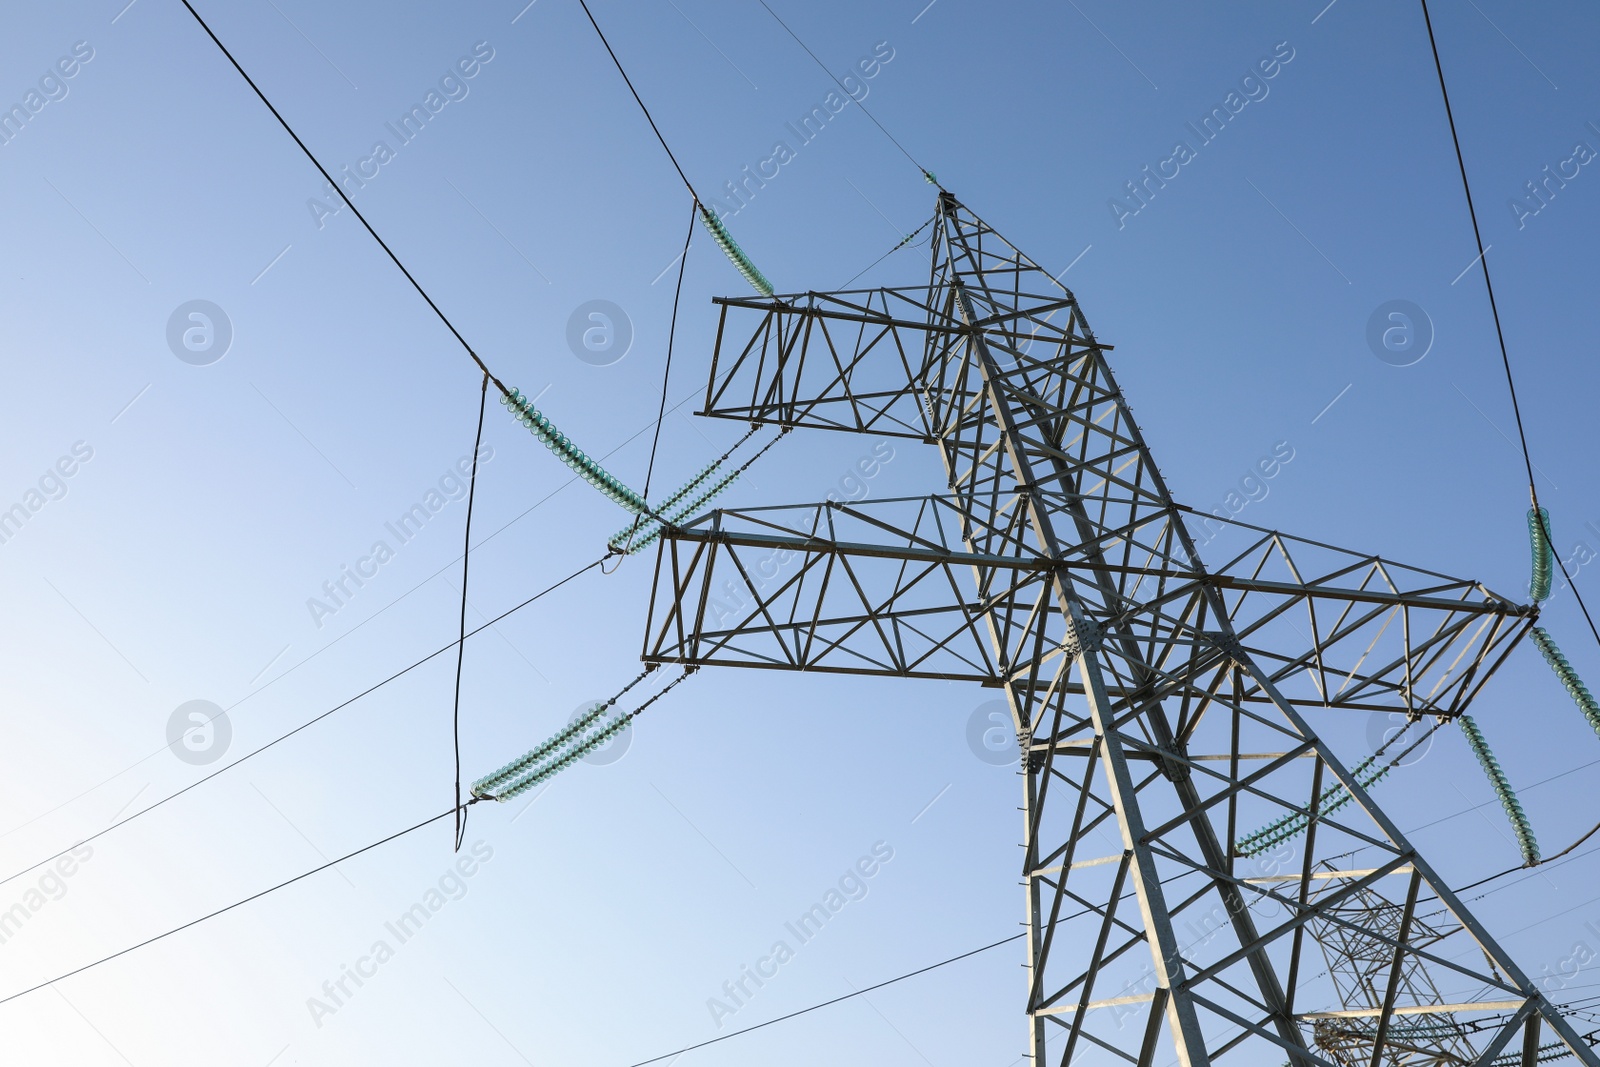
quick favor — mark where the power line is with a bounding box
[575,0,701,204]
[0,557,605,893]
[0,666,711,1009]
[753,0,938,187]
[1335,753,1600,896]
[177,1,509,396]
[642,200,699,504]
[119,9,1595,1054]
[3,767,1011,1028]
[1418,0,1533,497]
[838,213,936,289]
[181,1,711,539]
[1418,0,1600,654]
[1407,755,1600,839]
[1414,0,1600,901]
[183,0,775,528]
[1,669,707,1007]
[0,804,465,1009]
[618,830,1484,1065]
[1458,837,1600,897]
[622,933,1025,1067]
[0,367,736,851]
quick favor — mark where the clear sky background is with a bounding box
[2,0,1599,1064]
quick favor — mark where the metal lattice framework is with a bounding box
[1308,869,1481,1065]
[640,192,1595,1065]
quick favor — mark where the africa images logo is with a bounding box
[566,300,633,367]
[1365,300,1434,367]
[166,700,231,766]
[967,699,1019,766]
[166,300,233,366]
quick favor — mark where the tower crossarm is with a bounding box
[643,496,1532,723]
[1205,525,1534,721]
[702,287,948,440]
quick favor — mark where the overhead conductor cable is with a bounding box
[575,0,778,298]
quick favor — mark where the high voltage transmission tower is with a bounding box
[637,191,1597,1064]
[1306,869,1482,1065]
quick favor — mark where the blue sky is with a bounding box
[2,0,1600,1063]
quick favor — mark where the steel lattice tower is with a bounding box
[1307,869,1479,1066]
[641,192,1595,1065]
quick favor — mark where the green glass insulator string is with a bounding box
[1522,507,1600,742]
[1458,713,1540,866]
[647,460,722,519]
[651,425,758,512]
[609,463,720,553]
[500,388,651,514]
[1235,753,1396,858]
[473,706,634,801]
[472,668,655,796]
[1487,1042,1581,1067]
[491,717,633,801]
[1234,719,1442,858]
[1529,506,1554,602]
[699,206,774,298]
[471,668,697,802]
[613,469,743,557]
[1530,626,1600,742]
[1235,709,1538,864]
[498,384,785,558]
[609,424,763,554]
[610,427,789,556]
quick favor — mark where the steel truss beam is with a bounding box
[644,193,1593,1065]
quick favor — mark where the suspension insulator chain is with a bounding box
[698,206,774,298]
[1530,626,1600,741]
[1459,713,1540,866]
[472,667,655,796]
[1235,718,1439,857]
[1523,504,1600,745]
[471,668,696,802]
[1529,506,1554,602]
[501,388,650,514]
[608,424,763,554]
